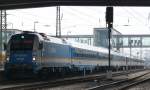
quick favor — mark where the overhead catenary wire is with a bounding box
[7,12,56,30]
[11,11,55,25]
[129,7,148,25]
[122,7,146,26]
[63,7,98,24]
[14,7,98,27]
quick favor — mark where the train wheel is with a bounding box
[4,71,12,80]
[38,69,49,80]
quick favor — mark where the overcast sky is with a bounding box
[7,6,150,59]
[7,6,150,35]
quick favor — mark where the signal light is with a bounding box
[33,57,35,61]
[106,7,113,23]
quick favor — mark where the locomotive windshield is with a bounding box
[10,34,35,51]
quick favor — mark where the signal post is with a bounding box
[106,7,113,79]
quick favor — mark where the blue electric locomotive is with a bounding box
[4,31,144,78]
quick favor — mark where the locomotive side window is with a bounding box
[10,34,35,51]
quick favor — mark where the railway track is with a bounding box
[0,69,147,90]
[87,70,150,90]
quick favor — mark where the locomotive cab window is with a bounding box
[10,34,35,51]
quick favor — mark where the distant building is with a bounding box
[93,28,122,47]
[60,35,94,46]
[61,28,123,52]
[93,28,123,51]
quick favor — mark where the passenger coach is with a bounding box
[4,31,144,78]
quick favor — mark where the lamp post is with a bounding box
[66,31,71,40]
[33,21,38,32]
[43,25,51,27]
[7,22,13,29]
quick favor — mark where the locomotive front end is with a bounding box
[4,32,40,78]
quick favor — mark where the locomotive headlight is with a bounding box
[33,57,36,61]
[6,57,9,61]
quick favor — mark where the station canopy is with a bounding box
[2,0,150,9]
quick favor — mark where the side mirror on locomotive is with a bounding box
[3,43,7,50]
[39,42,43,50]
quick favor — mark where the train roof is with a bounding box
[11,31,144,61]
[39,33,144,60]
